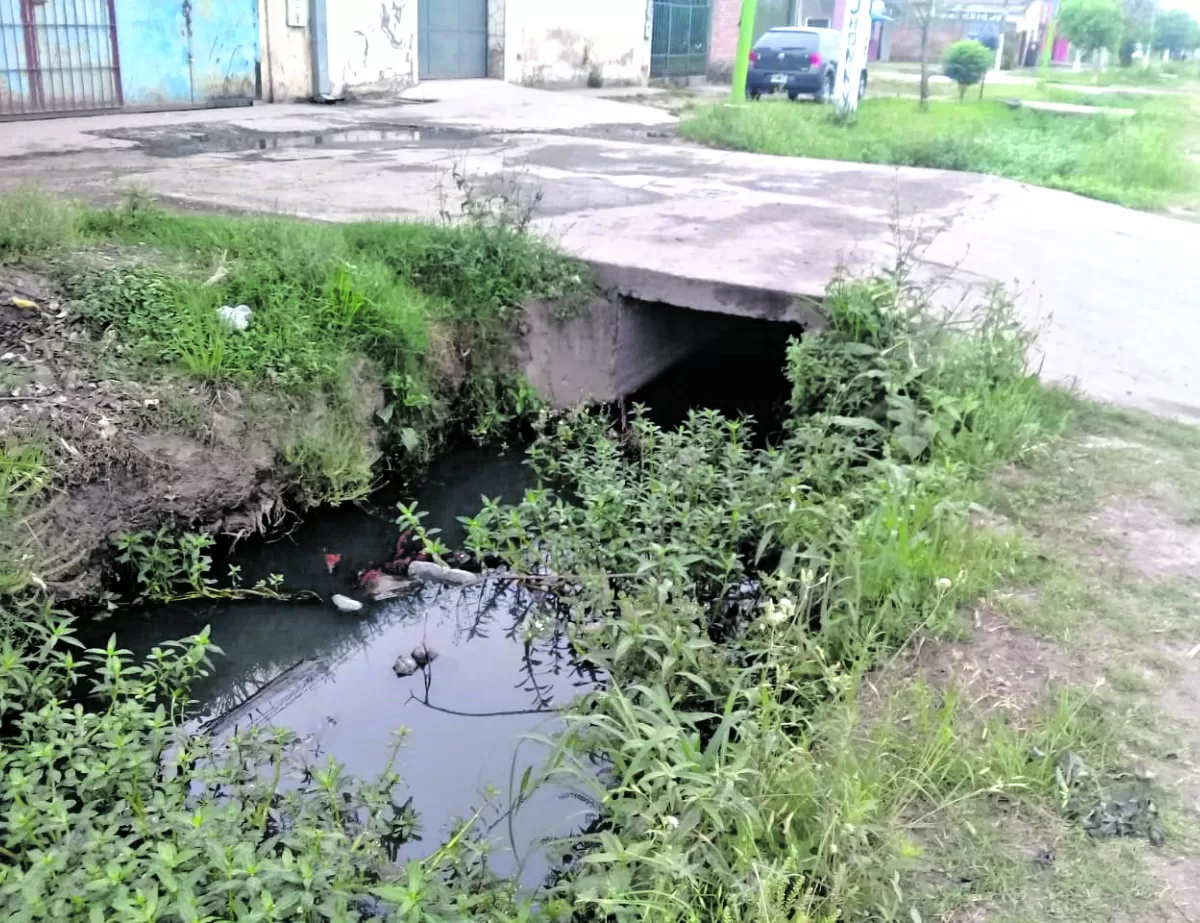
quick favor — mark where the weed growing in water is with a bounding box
[112,527,291,603]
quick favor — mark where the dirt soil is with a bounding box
[882,422,1200,922]
[1,268,286,595]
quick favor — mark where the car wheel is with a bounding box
[748,89,762,101]
[816,71,834,104]
[859,72,867,100]
[787,90,799,101]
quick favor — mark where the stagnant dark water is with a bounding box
[98,448,598,881]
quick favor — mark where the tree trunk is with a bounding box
[919,17,932,109]
[979,69,986,100]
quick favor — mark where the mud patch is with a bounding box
[0,268,288,594]
[1146,855,1200,922]
[1099,499,1200,581]
[908,607,1080,724]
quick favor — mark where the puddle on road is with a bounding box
[92,123,492,157]
[96,448,597,882]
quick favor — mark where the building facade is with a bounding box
[0,0,655,119]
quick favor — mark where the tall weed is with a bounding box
[0,187,75,260]
[450,266,1071,920]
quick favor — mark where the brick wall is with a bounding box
[708,0,742,78]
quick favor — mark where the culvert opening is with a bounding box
[630,311,803,439]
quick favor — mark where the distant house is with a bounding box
[879,0,1058,69]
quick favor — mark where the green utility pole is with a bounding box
[730,0,760,104]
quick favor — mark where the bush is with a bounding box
[943,40,994,100]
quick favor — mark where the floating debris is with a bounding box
[392,655,418,678]
[361,571,411,601]
[409,560,476,586]
[411,643,438,667]
[331,593,363,613]
[324,552,342,574]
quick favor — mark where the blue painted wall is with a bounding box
[116,0,257,106]
[188,0,258,101]
[116,0,191,105]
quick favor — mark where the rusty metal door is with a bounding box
[0,0,122,118]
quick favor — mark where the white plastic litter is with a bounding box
[216,304,253,332]
[331,593,364,613]
[408,561,476,586]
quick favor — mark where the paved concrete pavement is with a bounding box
[1,80,1196,420]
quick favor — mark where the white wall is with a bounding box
[327,0,418,98]
[503,0,652,86]
[258,0,313,100]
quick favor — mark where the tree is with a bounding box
[1155,9,1200,59]
[943,40,994,100]
[891,0,939,109]
[1058,0,1125,70]
[1119,0,1156,65]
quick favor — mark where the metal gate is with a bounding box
[650,0,711,77]
[0,0,121,118]
[117,0,257,108]
[418,0,487,79]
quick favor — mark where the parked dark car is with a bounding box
[747,27,867,102]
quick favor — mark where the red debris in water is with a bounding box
[358,568,382,588]
[324,553,342,574]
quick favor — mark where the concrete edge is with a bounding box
[584,260,827,331]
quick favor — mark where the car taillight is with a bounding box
[809,52,822,67]
[749,50,758,63]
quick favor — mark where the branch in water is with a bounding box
[405,693,562,718]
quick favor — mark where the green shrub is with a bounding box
[943,40,995,100]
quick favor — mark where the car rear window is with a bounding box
[755,30,819,52]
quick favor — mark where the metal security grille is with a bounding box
[0,0,122,119]
[650,0,711,77]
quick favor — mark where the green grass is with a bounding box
[869,72,1159,108]
[0,191,589,505]
[0,440,50,594]
[1041,61,1200,88]
[679,96,1197,209]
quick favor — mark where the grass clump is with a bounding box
[0,440,51,595]
[0,187,75,260]
[679,96,1197,208]
[4,191,589,505]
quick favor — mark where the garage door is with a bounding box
[419,0,487,79]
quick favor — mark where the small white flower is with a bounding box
[936,577,953,591]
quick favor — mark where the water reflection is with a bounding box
[98,449,599,881]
